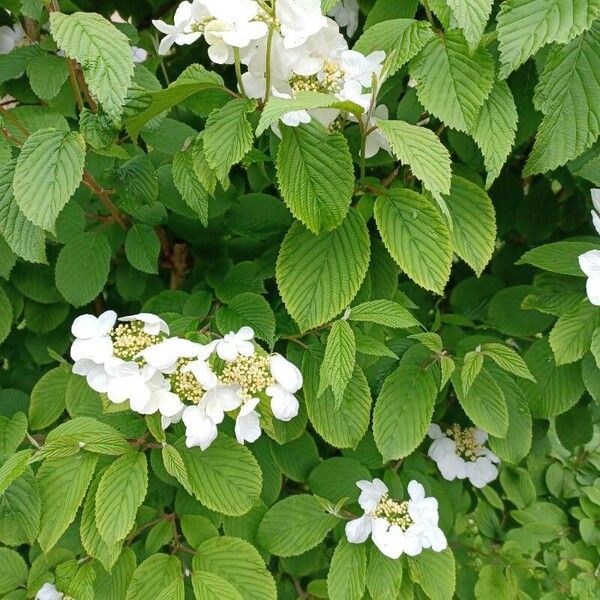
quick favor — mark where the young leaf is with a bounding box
[373,362,438,461]
[445,0,493,48]
[408,549,456,600]
[517,241,597,276]
[203,98,257,186]
[349,299,420,328]
[13,127,86,232]
[374,188,452,295]
[95,451,148,545]
[29,366,69,430]
[26,54,69,101]
[377,119,451,200]
[192,571,244,600]
[480,343,536,381]
[409,30,494,133]
[497,0,600,78]
[257,495,340,557]
[172,149,209,226]
[125,554,183,600]
[276,121,354,234]
[277,210,370,331]
[50,12,135,121]
[461,351,484,396]
[472,80,518,188]
[445,176,496,276]
[319,320,356,404]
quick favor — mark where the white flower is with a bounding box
[428,424,499,488]
[235,397,262,444]
[70,310,117,364]
[328,0,359,37]
[182,404,219,450]
[277,0,328,49]
[153,0,206,55]
[201,383,243,423]
[201,0,268,64]
[265,354,302,421]
[35,583,63,600]
[0,24,25,54]
[340,49,385,88]
[140,337,214,373]
[579,249,600,306]
[215,326,255,361]
[346,478,447,559]
[132,47,149,63]
[273,89,311,128]
[105,363,168,415]
[591,188,600,235]
[365,104,391,158]
[119,313,169,336]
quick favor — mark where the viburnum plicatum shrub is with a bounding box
[1,0,600,598]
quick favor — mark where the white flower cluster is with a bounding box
[153,0,390,157]
[346,478,447,559]
[427,424,499,489]
[70,311,301,450]
[0,22,25,54]
[579,189,600,306]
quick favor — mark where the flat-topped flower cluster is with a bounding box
[70,311,302,450]
[153,0,390,157]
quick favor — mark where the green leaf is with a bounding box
[307,457,371,504]
[50,11,135,121]
[475,565,517,600]
[276,121,355,234]
[117,154,159,204]
[55,231,112,307]
[319,320,356,404]
[0,449,32,496]
[125,554,183,600]
[445,0,493,48]
[497,0,600,78]
[524,22,600,174]
[354,18,434,76]
[257,495,340,557]
[13,127,86,232]
[125,224,160,274]
[161,444,193,496]
[36,452,98,552]
[366,545,403,600]
[270,432,320,482]
[373,362,438,461]
[0,468,40,546]
[0,412,27,455]
[80,470,122,571]
[304,356,373,449]
[172,149,209,226]
[480,343,535,381]
[0,547,27,595]
[445,176,496,276]
[176,434,262,516]
[26,54,69,101]
[0,159,46,263]
[488,373,532,464]
[355,332,399,359]
[277,210,370,331]
[192,571,243,600]
[453,367,509,437]
[591,327,600,368]
[257,91,363,137]
[327,538,367,600]
[517,241,597,276]
[472,80,518,188]
[95,451,148,544]
[127,64,223,139]
[0,284,12,345]
[29,366,69,430]
[461,351,484,396]
[408,549,456,600]
[193,536,277,600]
[349,299,420,328]
[216,292,276,345]
[409,30,494,133]
[203,98,256,185]
[377,119,451,200]
[549,301,600,365]
[374,188,452,294]
[522,338,585,417]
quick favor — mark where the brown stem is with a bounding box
[76,67,97,112]
[66,58,84,112]
[82,172,128,230]
[0,105,29,137]
[293,579,308,599]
